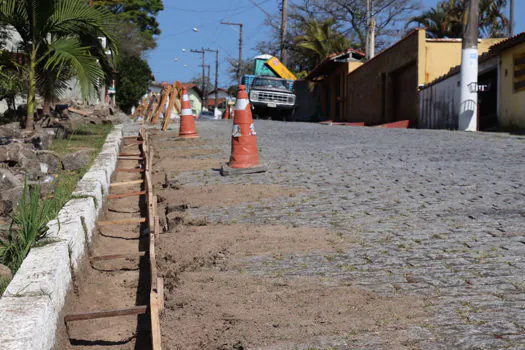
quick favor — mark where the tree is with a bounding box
[226,58,254,84]
[294,18,352,68]
[116,54,152,113]
[292,0,421,52]
[407,0,509,38]
[190,75,213,96]
[94,0,164,52]
[0,0,117,129]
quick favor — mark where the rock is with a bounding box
[92,107,110,117]
[0,264,12,279]
[0,169,22,215]
[0,123,23,141]
[62,150,91,171]
[37,151,62,173]
[26,131,53,150]
[0,168,22,190]
[0,143,33,163]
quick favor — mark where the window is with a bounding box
[514,53,525,92]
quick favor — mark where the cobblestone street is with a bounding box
[170,120,525,349]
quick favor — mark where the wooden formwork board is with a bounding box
[142,129,162,350]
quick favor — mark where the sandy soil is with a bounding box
[157,223,428,349]
[159,184,301,210]
[151,131,429,350]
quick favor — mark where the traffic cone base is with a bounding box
[177,89,199,139]
[221,85,266,176]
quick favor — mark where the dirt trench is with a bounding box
[150,131,429,350]
[54,139,152,349]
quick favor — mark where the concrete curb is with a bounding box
[0,125,124,350]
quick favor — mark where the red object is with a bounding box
[375,120,410,129]
[178,89,199,138]
[320,120,365,126]
[228,85,261,168]
[223,106,230,120]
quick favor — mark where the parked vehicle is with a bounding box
[242,55,297,121]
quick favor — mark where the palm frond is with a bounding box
[42,37,105,99]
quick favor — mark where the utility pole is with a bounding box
[221,21,243,84]
[458,0,480,131]
[280,0,288,65]
[205,48,219,109]
[190,48,206,112]
[201,64,211,110]
[365,0,375,59]
[509,0,514,37]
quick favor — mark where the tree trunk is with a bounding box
[43,100,50,115]
[26,51,37,130]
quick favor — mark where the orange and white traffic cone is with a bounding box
[221,85,266,176]
[223,105,230,120]
[178,89,199,139]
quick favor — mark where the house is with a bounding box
[181,84,203,115]
[206,88,230,109]
[419,31,525,131]
[308,29,503,126]
[305,48,365,121]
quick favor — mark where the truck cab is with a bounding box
[248,76,296,120]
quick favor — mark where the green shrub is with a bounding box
[0,183,54,273]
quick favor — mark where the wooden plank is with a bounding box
[157,278,164,311]
[123,136,141,140]
[98,217,146,226]
[68,107,90,117]
[115,168,145,173]
[90,251,146,262]
[64,305,148,322]
[119,153,142,157]
[118,156,144,160]
[150,293,162,350]
[110,180,144,187]
[107,190,146,200]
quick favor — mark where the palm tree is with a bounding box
[407,0,509,39]
[294,18,351,66]
[0,0,117,130]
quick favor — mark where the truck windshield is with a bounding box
[252,78,289,90]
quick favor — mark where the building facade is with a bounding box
[343,29,502,127]
[419,32,525,131]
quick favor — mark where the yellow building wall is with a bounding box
[421,38,504,85]
[499,42,525,129]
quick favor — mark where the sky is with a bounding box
[148,0,525,87]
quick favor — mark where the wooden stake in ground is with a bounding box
[152,84,171,124]
[162,82,181,131]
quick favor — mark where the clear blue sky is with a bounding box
[148,0,524,87]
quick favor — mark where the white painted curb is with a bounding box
[0,125,124,350]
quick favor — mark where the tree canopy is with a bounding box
[116,54,152,113]
[0,0,118,129]
[407,0,509,38]
[93,0,164,53]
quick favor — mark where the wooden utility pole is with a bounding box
[458,0,480,131]
[205,48,219,109]
[221,21,243,84]
[201,64,211,109]
[509,0,514,37]
[190,48,206,112]
[280,0,288,65]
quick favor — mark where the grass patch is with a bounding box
[48,124,112,216]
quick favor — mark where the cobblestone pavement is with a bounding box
[171,120,525,349]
